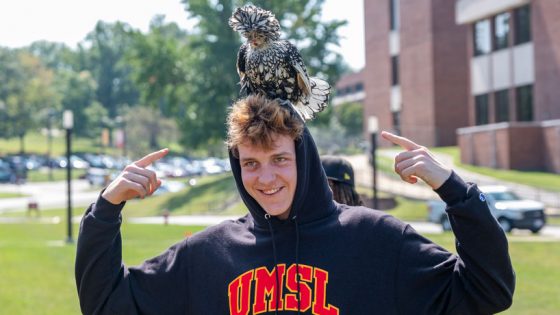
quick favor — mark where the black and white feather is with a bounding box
[229,5,330,121]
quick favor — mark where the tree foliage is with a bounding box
[83,21,140,118]
[178,0,348,150]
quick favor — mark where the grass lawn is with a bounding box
[0,220,558,314]
[431,147,560,192]
[0,132,119,157]
[0,192,26,199]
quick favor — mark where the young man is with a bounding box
[76,95,515,314]
[320,155,363,206]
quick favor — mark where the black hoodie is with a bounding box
[75,127,515,315]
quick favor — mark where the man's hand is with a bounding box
[101,149,169,205]
[381,131,451,190]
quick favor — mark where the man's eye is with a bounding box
[244,161,257,168]
[275,157,287,163]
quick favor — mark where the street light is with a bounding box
[63,110,74,244]
[46,109,56,181]
[368,116,379,209]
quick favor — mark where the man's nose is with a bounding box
[258,165,276,185]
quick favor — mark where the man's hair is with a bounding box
[227,95,304,157]
[328,180,364,206]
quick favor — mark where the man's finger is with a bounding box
[381,131,420,151]
[135,148,169,168]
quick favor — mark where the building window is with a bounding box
[390,0,400,31]
[391,56,399,86]
[516,85,533,121]
[495,89,509,122]
[494,12,510,51]
[475,94,489,125]
[473,19,491,56]
[336,88,346,96]
[355,83,364,92]
[514,5,531,45]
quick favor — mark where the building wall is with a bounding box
[432,0,470,146]
[363,0,392,142]
[542,120,560,173]
[533,0,560,120]
[364,0,468,146]
[458,121,560,173]
[399,0,436,146]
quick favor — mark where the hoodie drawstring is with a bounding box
[293,215,301,315]
[265,214,302,315]
[265,214,280,315]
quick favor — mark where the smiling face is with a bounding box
[238,134,297,220]
[246,31,267,48]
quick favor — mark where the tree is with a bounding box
[0,48,60,153]
[83,21,140,119]
[178,0,348,151]
[123,106,179,157]
[334,101,363,137]
[127,16,190,117]
[55,70,98,136]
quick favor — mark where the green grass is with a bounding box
[0,222,203,315]
[431,147,560,192]
[0,221,558,314]
[0,192,26,198]
[109,174,245,217]
[0,131,120,157]
[385,196,428,221]
[425,233,560,315]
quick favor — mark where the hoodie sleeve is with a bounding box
[395,172,515,315]
[75,195,189,315]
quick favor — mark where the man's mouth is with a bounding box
[260,187,282,195]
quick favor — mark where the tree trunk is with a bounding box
[19,133,25,154]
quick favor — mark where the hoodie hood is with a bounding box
[229,126,336,228]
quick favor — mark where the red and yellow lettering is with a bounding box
[285,264,312,312]
[312,268,339,315]
[253,264,286,314]
[228,270,254,315]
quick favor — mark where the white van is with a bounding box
[427,185,546,233]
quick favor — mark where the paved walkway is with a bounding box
[344,152,560,211]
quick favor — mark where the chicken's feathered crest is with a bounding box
[228,5,281,41]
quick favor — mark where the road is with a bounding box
[0,179,99,213]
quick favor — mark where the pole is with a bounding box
[371,132,378,209]
[47,112,53,181]
[66,127,73,243]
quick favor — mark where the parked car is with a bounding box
[0,159,17,183]
[428,185,546,233]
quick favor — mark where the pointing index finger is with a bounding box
[134,148,169,168]
[381,131,420,151]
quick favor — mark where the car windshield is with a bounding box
[488,191,520,201]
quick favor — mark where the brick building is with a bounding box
[363,0,470,147]
[332,70,365,106]
[456,0,560,173]
[362,0,560,173]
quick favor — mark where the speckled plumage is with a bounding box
[229,5,330,121]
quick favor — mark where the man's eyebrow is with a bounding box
[272,151,294,158]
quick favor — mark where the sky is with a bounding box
[0,0,364,70]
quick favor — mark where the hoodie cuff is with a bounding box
[92,192,125,222]
[434,171,468,206]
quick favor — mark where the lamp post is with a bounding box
[47,109,56,181]
[368,116,379,209]
[63,110,74,244]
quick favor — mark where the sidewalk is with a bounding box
[344,152,560,212]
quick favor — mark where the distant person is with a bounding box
[76,95,514,314]
[320,155,363,206]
